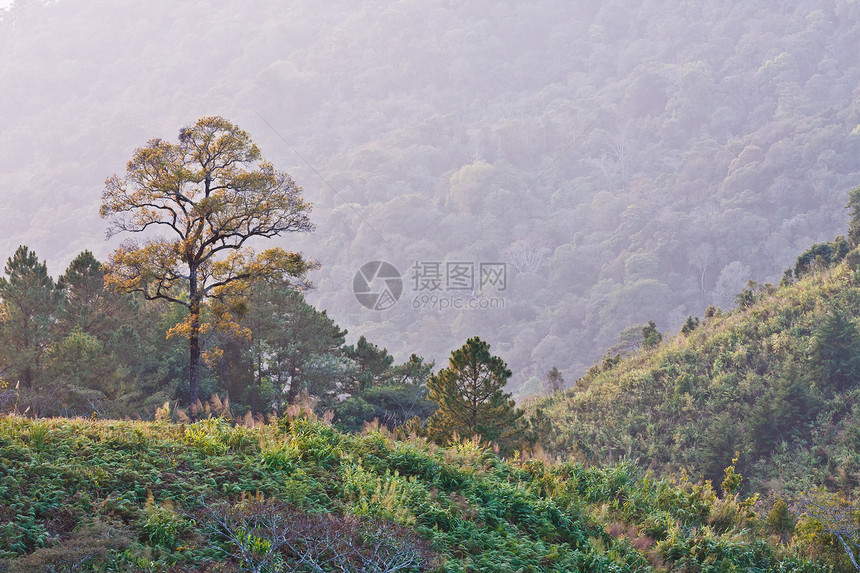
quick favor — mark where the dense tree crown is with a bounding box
[0,246,61,391]
[426,336,523,449]
[101,116,315,411]
[246,283,347,412]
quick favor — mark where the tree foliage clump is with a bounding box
[793,237,851,279]
[810,301,860,394]
[0,243,440,430]
[680,315,700,335]
[544,366,564,394]
[641,320,662,349]
[245,282,347,413]
[332,350,436,433]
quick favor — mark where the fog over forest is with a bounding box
[2,0,860,396]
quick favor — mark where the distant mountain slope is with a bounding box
[528,258,860,497]
[2,0,860,392]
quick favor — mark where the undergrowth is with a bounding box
[0,415,829,571]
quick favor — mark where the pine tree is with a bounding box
[48,251,144,410]
[544,366,564,394]
[333,352,436,433]
[57,250,117,335]
[810,305,860,393]
[680,315,699,335]
[426,337,523,450]
[0,246,62,390]
[101,116,315,413]
[343,335,394,394]
[642,320,662,349]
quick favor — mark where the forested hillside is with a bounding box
[527,252,860,501]
[3,0,860,391]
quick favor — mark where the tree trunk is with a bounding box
[188,268,201,420]
[21,359,33,391]
[286,362,299,406]
[470,376,478,436]
[255,349,263,415]
[189,316,200,418]
[22,322,33,390]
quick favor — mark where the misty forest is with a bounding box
[3,0,860,571]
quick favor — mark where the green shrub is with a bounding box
[0,518,132,572]
[766,498,795,538]
[141,495,185,549]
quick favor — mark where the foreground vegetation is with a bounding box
[0,414,831,572]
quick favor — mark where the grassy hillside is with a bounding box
[529,260,860,500]
[0,414,827,572]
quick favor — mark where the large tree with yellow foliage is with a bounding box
[100,116,315,412]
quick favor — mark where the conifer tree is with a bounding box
[642,320,662,349]
[426,337,523,449]
[57,250,136,337]
[680,315,699,335]
[247,283,347,411]
[0,246,62,390]
[50,252,142,406]
[343,335,394,394]
[811,305,860,393]
[544,366,564,394]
